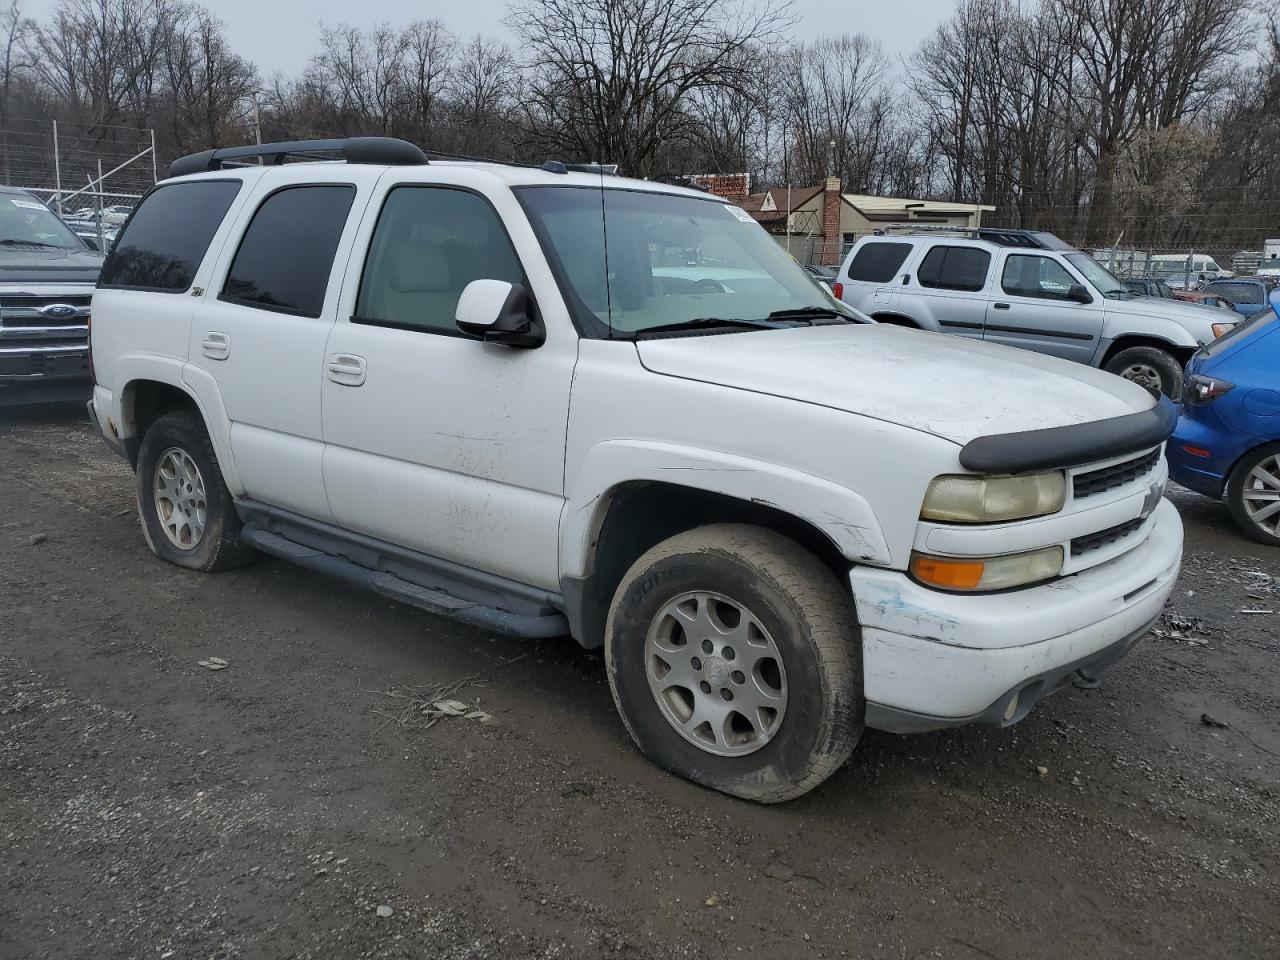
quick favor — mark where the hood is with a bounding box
[0,247,104,284]
[637,324,1155,446]
[1103,294,1223,341]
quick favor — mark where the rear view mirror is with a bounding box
[455,279,544,348]
[1067,284,1093,304]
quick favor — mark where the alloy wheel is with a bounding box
[1241,454,1280,537]
[644,590,787,757]
[153,446,207,549]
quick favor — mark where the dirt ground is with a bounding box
[1,403,1277,960]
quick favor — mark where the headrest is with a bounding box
[386,240,450,293]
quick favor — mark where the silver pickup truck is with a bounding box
[834,228,1234,399]
[0,186,103,406]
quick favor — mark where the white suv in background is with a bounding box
[88,138,1183,802]
[834,229,1235,398]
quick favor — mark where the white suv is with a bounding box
[88,138,1184,802]
[835,230,1236,398]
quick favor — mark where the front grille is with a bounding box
[0,294,92,327]
[1073,449,1159,499]
[1071,516,1145,557]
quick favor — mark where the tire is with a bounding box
[1103,345,1183,399]
[135,409,255,572]
[604,524,863,803]
[1225,441,1280,547]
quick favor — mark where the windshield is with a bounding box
[0,194,81,250]
[1067,253,1127,296]
[517,186,849,337]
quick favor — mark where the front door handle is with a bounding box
[201,331,230,360]
[327,353,366,387]
[993,302,1011,310]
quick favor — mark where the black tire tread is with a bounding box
[605,523,862,804]
[1103,345,1184,400]
[1225,441,1280,547]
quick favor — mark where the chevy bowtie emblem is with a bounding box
[37,303,77,318]
[1140,483,1163,520]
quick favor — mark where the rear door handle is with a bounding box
[993,302,1011,310]
[327,353,366,386]
[201,331,230,359]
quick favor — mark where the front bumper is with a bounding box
[852,498,1183,732]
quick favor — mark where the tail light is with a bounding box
[832,281,843,300]
[1185,373,1233,404]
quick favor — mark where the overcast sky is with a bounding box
[18,0,954,79]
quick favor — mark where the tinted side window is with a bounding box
[917,245,990,292]
[1000,255,1077,300]
[848,242,912,282]
[221,185,355,318]
[355,186,524,334]
[100,180,241,291]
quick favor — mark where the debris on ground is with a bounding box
[376,904,393,918]
[28,533,46,545]
[1201,713,1229,729]
[1153,612,1209,644]
[1036,765,1049,777]
[197,657,228,671]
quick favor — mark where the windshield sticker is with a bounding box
[726,205,754,223]
[9,198,48,211]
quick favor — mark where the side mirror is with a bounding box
[455,279,543,348]
[1067,283,1093,304]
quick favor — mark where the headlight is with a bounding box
[911,546,1064,592]
[1211,321,1235,338]
[921,472,1066,523]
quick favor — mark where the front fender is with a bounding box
[1101,312,1204,350]
[559,439,891,579]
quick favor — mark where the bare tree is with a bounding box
[507,0,792,176]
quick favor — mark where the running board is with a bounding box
[239,526,569,639]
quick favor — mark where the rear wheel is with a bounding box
[604,524,862,803]
[1103,345,1183,399]
[1226,442,1280,547]
[135,410,255,571]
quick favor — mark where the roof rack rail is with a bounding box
[540,160,620,176]
[168,137,427,178]
[871,224,1069,250]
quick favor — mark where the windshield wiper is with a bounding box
[765,306,853,323]
[0,238,64,249]
[633,317,782,337]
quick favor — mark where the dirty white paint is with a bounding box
[636,323,1153,445]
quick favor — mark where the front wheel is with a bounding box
[604,524,863,803]
[135,409,255,571]
[1226,442,1280,547]
[1103,345,1183,399]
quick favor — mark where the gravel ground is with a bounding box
[1,404,1277,960]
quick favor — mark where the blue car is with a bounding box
[1167,288,1280,546]
[1199,277,1277,317]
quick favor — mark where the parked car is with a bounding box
[1149,253,1232,289]
[1168,289,1280,547]
[803,263,838,288]
[835,229,1234,398]
[0,185,103,405]
[1199,277,1278,317]
[1122,277,1176,299]
[88,138,1184,802]
[1173,289,1236,312]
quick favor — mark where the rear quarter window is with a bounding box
[917,245,990,292]
[99,180,242,292]
[848,242,913,282]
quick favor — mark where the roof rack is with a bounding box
[872,225,1069,250]
[540,160,620,176]
[168,137,428,178]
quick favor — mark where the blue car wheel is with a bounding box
[1226,441,1280,547]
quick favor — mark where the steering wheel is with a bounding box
[688,278,726,294]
